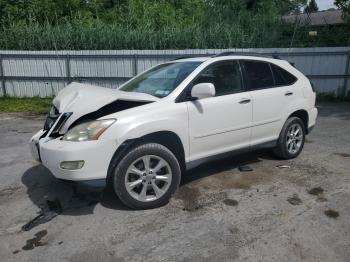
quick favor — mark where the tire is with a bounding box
[273,117,306,160]
[112,143,181,209]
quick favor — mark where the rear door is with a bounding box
[241,60,294,145]
[187,60,252,161]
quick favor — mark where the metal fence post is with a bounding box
[0,54,6,97]
[133,54,138,76]
[343,51,350,97]
[65,54,71,83]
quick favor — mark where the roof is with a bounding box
[282,9,345,26]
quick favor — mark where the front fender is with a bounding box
[101,102,190,161]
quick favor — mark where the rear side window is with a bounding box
[271,64,297,86]
[242,61,274,90]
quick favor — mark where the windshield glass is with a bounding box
[119,62,202,98]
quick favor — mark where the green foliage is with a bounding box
[0,0,348,50]
[0,97,52,112]
[304,0,319,13]
[335,0,350,21]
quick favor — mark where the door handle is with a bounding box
[285,91,293,96]
[239,98,251,104]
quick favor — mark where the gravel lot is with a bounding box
[0,102,349,262]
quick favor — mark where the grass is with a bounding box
[0,97,52,113]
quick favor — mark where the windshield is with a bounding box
[119,62,202,98]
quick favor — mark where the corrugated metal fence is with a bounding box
[0,47,349,97]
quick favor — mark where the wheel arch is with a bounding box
[106,131,186,182]
[288,109,309,134]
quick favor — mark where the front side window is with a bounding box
[120,62,202,98]
[193,60,243,96]
[242,61,274,90]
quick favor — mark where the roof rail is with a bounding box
[213,51,281,59]
[171,56,193,61]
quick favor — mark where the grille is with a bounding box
[43,108,72,134]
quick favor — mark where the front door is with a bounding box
[187,60,252,161]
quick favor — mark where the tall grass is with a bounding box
[1,16,349,50]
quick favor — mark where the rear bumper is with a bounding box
[30,130,118,182]
[307,107,318,133]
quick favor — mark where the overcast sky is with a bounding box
[316,0,337,10]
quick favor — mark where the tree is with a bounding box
[335,0,350,21]
[304,0,319,13]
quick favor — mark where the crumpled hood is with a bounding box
[53,82,159,113]
[52,82,159,133]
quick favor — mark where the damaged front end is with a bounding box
[42,82,158,138]
[30,82,159,163]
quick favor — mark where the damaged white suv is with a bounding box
[30,53,317,209]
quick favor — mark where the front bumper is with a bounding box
[30,130,117,181]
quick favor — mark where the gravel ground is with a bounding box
[0,102,349,262]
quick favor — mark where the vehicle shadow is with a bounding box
[21,149,275,217]
[181,150,270,186]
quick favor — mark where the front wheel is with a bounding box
[112,143,181,209]
[273,117,306,159]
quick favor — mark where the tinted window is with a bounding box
[193,61,243,96]
[242,61,274,90]
[271,64,297,86]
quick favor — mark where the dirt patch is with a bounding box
[22,230,48,251]
[0,186,23,205]
[0,186,21,197]
[308,187,324,196]
[334,153,350,158]
[174,185,202,211]
[223,199,238,206]
[324,209,339,218]
[287,194,302,205]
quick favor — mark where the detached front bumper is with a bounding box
[30,130,117,181]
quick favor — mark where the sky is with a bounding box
[316,0,337,10]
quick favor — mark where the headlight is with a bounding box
[63,119,116,142]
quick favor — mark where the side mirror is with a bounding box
[191,83,216,100]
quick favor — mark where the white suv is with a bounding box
[30,53,317,209]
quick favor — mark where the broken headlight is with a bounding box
[63,119,116,142]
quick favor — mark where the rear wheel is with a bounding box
[273,117,305,159]
[112,143,181,209]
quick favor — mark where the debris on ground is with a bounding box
[22,230,48,250]
[276,165,291,169]
[308,187,324,196]
[287,194,302,205]
[324,209,339,218]
[12,250,20,254]
[223,199,238,206]
[22,199,62,231]
[238,165,253,172]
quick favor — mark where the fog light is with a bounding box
[60,160,85,170]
